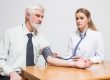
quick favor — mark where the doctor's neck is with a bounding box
[78,26,88,33]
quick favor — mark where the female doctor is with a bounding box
[66,8,104,64]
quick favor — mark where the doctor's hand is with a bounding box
[9,71,22,80]
[83,58,93,67]
[72,56,81,61]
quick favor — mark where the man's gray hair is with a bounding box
[26,4,45,14]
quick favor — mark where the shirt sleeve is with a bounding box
[37,34,50,55]
[68,35,73,55]
[67,34,74,57]
[0,30,14,76]
[90,32,104,63]
[40,36,50,49]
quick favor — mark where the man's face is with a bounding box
[29,10,44,31]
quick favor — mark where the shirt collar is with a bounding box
[76,28,88,38]
[22,23,37,37]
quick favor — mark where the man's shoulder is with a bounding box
[5,24,22,33]
[7,25,22,31]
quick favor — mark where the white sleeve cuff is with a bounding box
[90,57,103,64]
[1,65,13,76]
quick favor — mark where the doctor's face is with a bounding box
[75,12,89,31]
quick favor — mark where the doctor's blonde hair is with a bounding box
[75,8,97,31]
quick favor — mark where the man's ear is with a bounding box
[25,9,30,20]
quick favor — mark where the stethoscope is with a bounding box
[58,30,87,60]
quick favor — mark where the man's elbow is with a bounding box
[46,56,55,66]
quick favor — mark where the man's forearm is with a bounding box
[47,56,92,69]
[47,56,74,67]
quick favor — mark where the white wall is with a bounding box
[0,0,110,65]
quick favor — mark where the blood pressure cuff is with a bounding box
[42,47,53,62]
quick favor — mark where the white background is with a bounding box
[0,0,110,65]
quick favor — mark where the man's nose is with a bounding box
[39,17,43,22]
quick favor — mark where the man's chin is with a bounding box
[32,24,41,31]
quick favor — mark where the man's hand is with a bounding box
[73,59,92,69]
[72,56,93,68]
[9,71,22,80]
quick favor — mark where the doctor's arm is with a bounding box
[90,33,104,64]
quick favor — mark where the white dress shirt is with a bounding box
[67,28,104,63]
[0,24,49,76]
